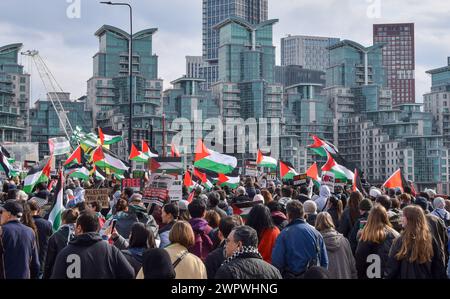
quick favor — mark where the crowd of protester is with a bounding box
[0,175,449,279]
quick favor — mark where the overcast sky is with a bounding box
[1,0,450,104]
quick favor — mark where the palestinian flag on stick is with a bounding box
[280,161,298,180]
[382,169,408,193]
[322,152,354,181]
[256,150,278,169]
[232,199,264,219]
[306,162,320,182]
[23,156,52,194]
[0,149,17,178]
[67,166,90,180]
[217,173,240,189]
[93,147,129,174]
[307,135,338,157]
[98,127,123,145]
[184,170,194,190]
[48,170,65,232]
[194,140,237,174]
[48,137,71,156]
[171,144,181,158]
[64,146,84,166]
[129,144,149,163]
[90,165,106,181]
[142,140,158,159]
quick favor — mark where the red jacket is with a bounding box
[258,227,280,264]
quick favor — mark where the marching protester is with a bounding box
[110,222,157,277]
[349,198,373,253]
[204,216,240,278]
[354,205,399,279]
[138,248,176,279]
[232,186,250,204]
[207,191,227,219]
[27,200,53,278]
[315,212,357,279]
[432,197,450,226]
[43,208,78,279]
[51,211,135,279]
[246,205,280,263]
[325,195,343,229]
[386,206,447,279]
[338,191,363,238]
[315,185,331,213]
[215,226,282,279]
[272,201,328,278]
[267,201,289,231]
[163,221,207,279]
[304,200,318,226]
[278,186,293,211]
[296,185,310,204]
[187,199,214,261]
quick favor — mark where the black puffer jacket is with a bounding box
[43,225,75,279]
[215,252,282,279]
[50,232,134,279]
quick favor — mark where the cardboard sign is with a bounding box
[245,160,258,177]
[85,189,110,209]
[322,172,335,189]
[293,173,308,186]
[122,178,143,192]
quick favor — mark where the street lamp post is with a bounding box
[100,1,133,154]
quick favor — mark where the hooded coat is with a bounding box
[315,186,331,212]
[321,229,357,279]
[50,232,134,279]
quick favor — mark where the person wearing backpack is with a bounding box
[271,201,328,278]
[187,199,213,261]
[355,205,399,279]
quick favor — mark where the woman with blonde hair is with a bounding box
[355,205,399,279]
[315,212,357,279]
[386,205,447,279]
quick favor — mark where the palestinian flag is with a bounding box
[217,173,240,189]
[113,173,125,180]
[150,157,183,175]
[382,169,404,192]
[193,168,214,190]
[90,165,106,181]
[256,150,278,169]
[306,162,321,188]
[232,199,264,219]
[184,171,193,189]
[142,140,158,159]
[23,157,52,194]
[187,190,195,203]
[194,140,237,174]
[64,146,84,166]
[72,127,98,149]
[48,170,65,232]
[322,152,354,181]
[98,127,123,145]
[171,144,180,157]
[0,149,17,178]
[93,147,129,174]
[48,137,71,156]
[129,144,149,163]
[280,161,298,180]
[307,135,338,157]
[66,166,90,180]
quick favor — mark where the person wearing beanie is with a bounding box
[136,248,175,279]
[432,197,450,226]
[349,199,373,253]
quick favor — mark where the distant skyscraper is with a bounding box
[280,35,339,71]
[202,0,268,87]
[373,23,415,105]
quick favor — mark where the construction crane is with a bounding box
[21,50,74,141]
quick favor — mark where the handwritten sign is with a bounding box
[84,189,110,209]
[122,178,143,192]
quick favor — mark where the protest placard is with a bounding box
[293,173,308,186]
[121,178,143,192]
[322,172,336,189]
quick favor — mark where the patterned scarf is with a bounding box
[221,246,262,267]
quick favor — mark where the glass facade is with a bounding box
[0,43,30,142]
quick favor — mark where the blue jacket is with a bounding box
[272,218,328,275]
[1,220,40,279]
